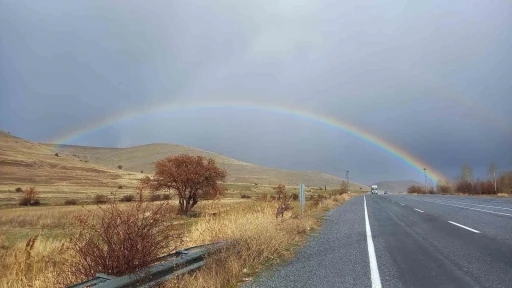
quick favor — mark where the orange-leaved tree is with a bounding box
[153,154,227,215]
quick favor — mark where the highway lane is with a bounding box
[245,194,512,288]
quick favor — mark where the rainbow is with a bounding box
[47,101,448,183]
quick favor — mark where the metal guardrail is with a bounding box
[67,241,227,288]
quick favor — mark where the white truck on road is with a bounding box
[371,185,378,194]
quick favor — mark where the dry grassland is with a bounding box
[0,193,358,288]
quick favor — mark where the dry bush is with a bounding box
[57,201,182,285]
[117,165,123,169]
[19,187,40,206]
[456,180,473,194]
[276,196,292,219]
[407,185,426,194]
[339,181,349,195]
[93,194,108,204]
[436,182,454,194]
[290,193,299,201]
[120,194,135,202]
[498,171,512,194]
[273,184,286,200]
[150,193,162,202]
[64,199,79,205]
[473,180,496,195]
[15,187,23,193]
[240,194,252,199]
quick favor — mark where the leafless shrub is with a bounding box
[436,182,453,194]
[273,184,286,201]
[57,201,182,284]
[240,194,252,199]
[339,181,349,195]
[276,195,292,219]
[15,187,23,193]
[18,187,40,206]
[407,185,426,194]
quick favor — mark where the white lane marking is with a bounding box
[364,196,382,288]
[415,199,512,217]
[434,200,512,211]
[399,203,404,206]
[448,221,481,233]
[414,208,424,213]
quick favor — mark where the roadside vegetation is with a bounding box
[0,154,361,288]
[408,163,512,196]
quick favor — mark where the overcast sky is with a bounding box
[1,0,511,184]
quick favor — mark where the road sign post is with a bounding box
[299,184,305,213]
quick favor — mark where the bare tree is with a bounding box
[461,164,473,182]
[489,162,497,193]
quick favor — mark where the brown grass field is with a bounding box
[0,130,367,287]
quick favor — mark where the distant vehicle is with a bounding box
[371,185,378,194]
[384,191,388,195]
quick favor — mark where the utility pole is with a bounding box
[423,168,428,192]
[346,170,350,193]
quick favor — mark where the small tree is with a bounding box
[273,184,286,200]
[152,154,227,215]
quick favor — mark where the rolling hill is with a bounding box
[46,142,366,188]
[0,130,141,201]
[372,180,422,193]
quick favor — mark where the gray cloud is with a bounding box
[1,0,511,183]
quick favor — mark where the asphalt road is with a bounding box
[244,194,512,288]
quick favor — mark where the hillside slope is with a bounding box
[46,143,365,188]
[372,180,422,193]
[0,130,141,199]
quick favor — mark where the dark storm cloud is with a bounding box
[1,0,511,183]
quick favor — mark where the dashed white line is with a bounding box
[448,221,481,233]
[399,203,404,206]
[433,199,512,211]
[414,208,424,213]
[364,196,382,288]
[413,199,512,217]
